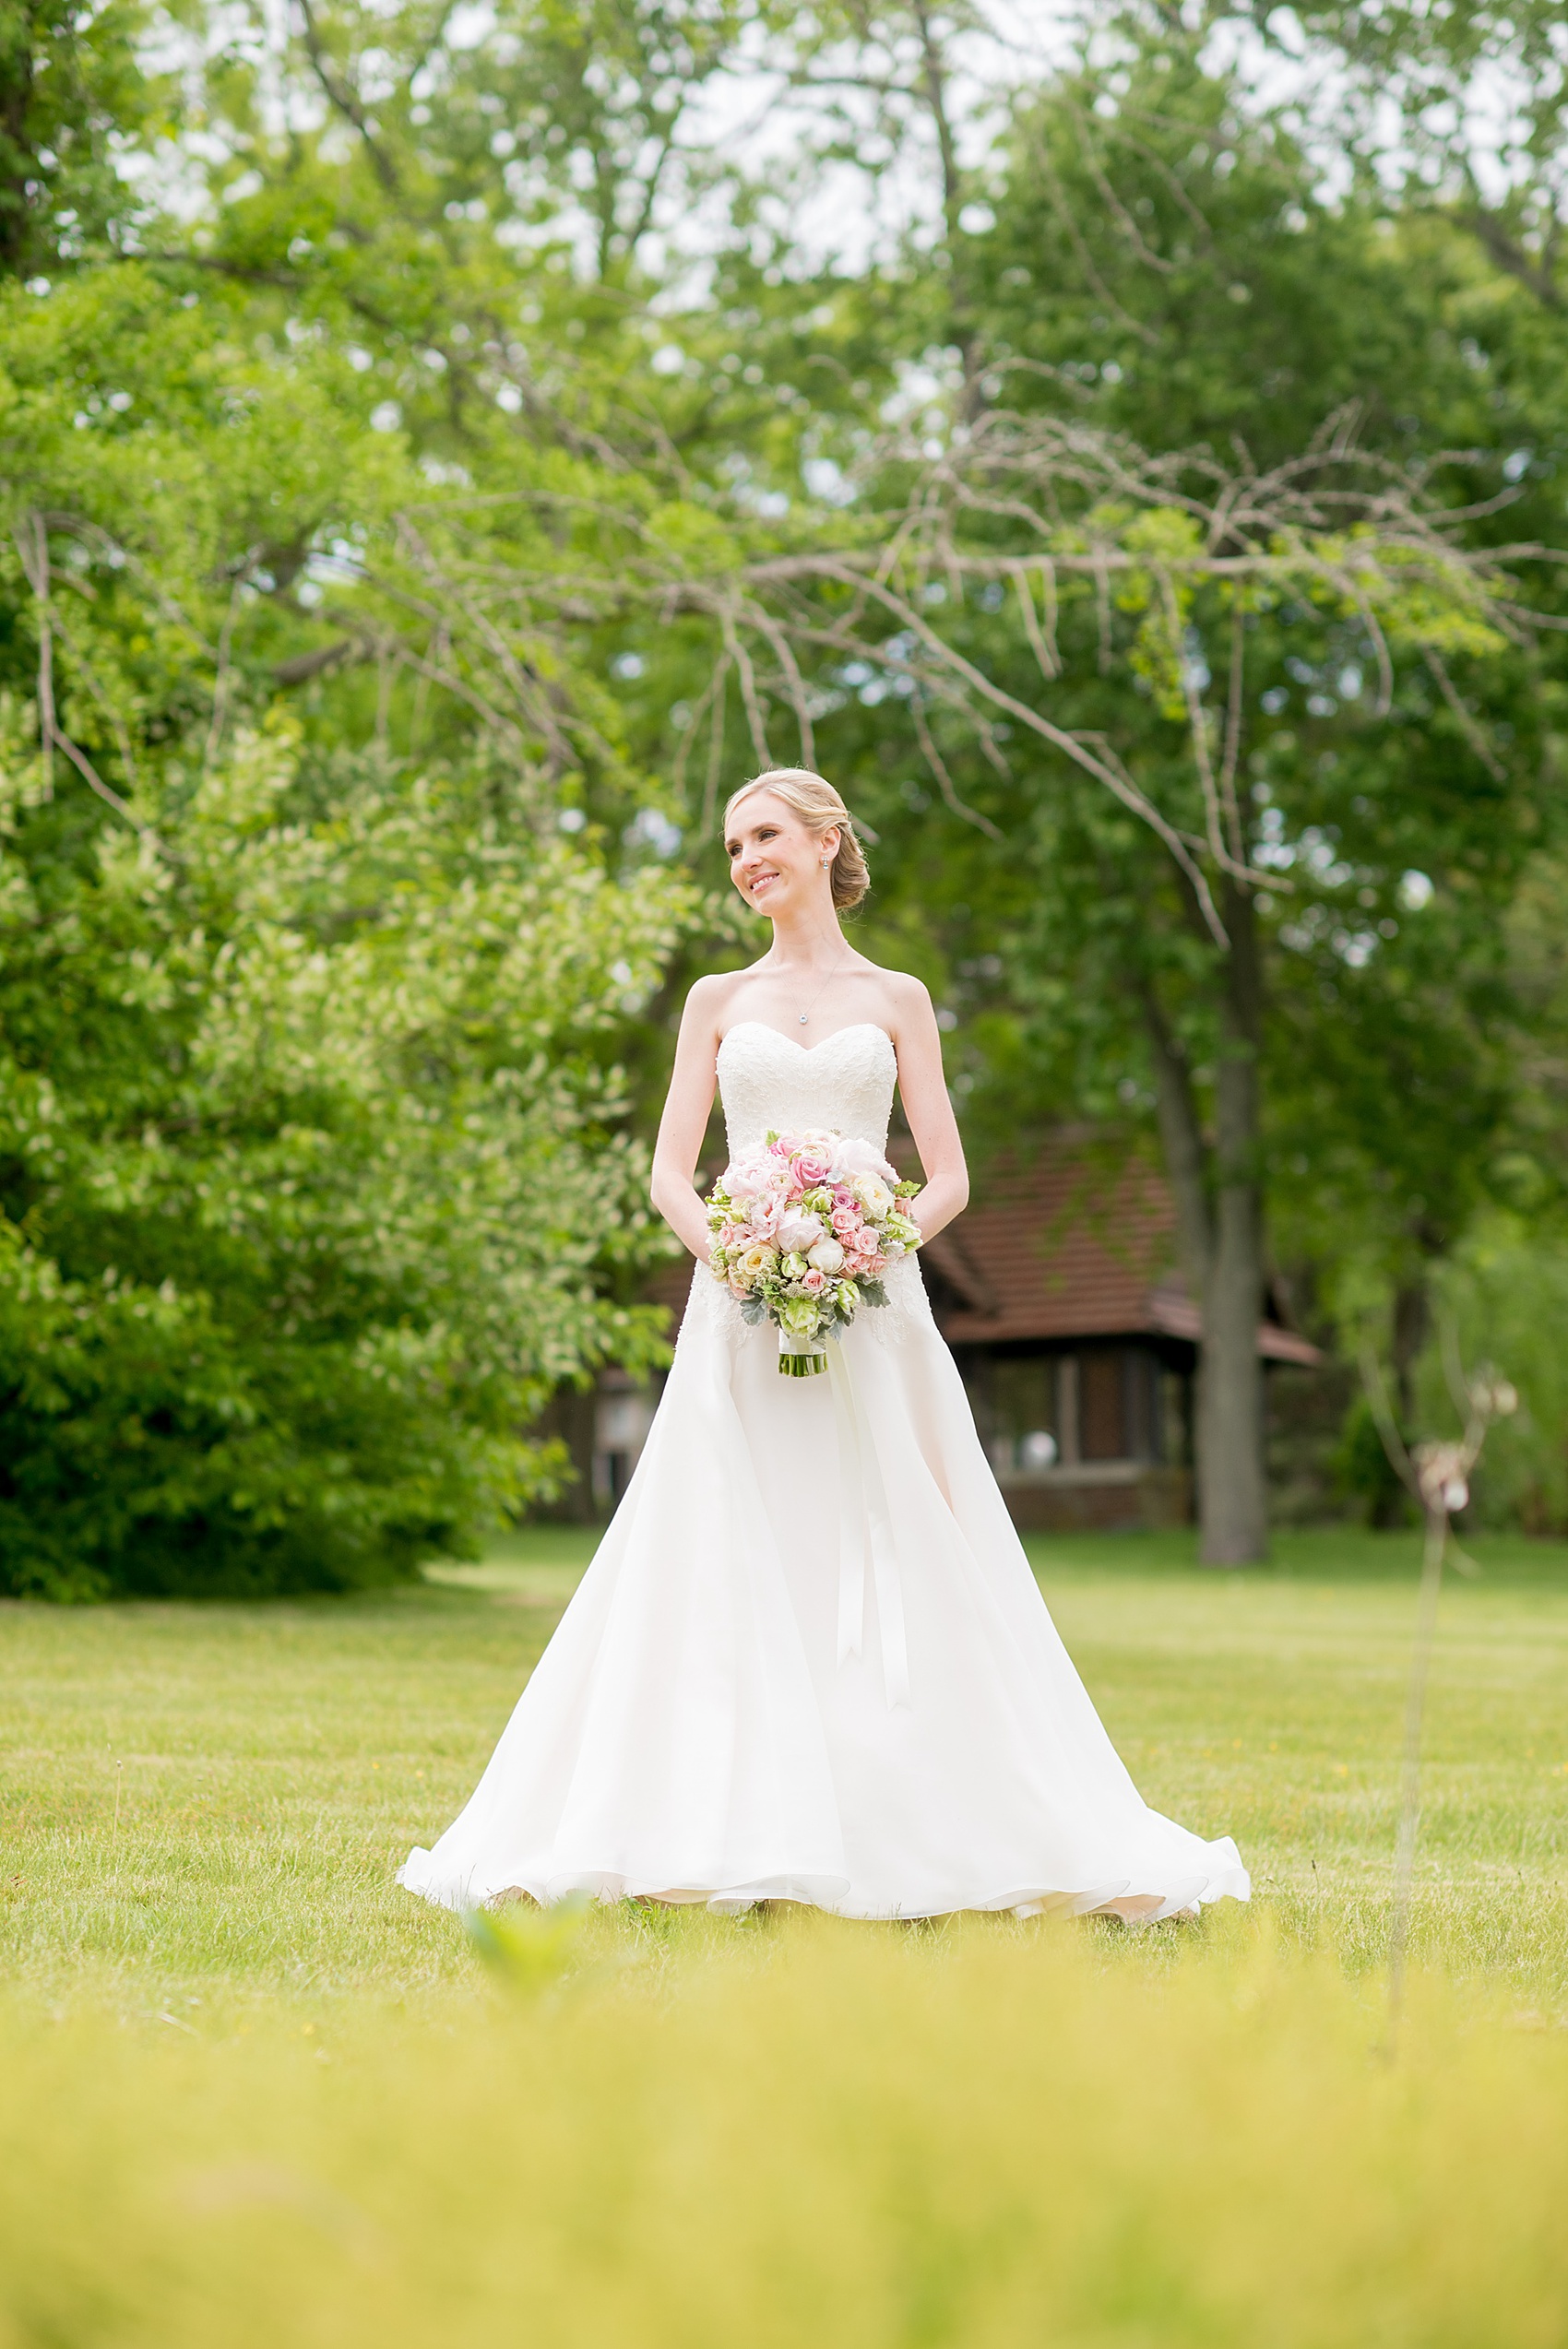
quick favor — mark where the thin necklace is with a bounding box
[775,943,847,1026]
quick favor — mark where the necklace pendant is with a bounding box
[799,1013,808,1025]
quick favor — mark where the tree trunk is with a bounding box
[1196,887,1268,1563]
[1142,885,1269,1566]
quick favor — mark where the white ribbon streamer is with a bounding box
[826,1340,910,1710]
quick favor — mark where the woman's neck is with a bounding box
[764,906,848,968]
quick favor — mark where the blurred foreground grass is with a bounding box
[2,1527,1565,2345]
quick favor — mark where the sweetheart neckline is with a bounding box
[718,1019,895,1058]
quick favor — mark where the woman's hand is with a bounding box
[887,979,969,1242]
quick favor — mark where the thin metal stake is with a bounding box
[1385,1504,1445,2051]
[1360,1320,1515,2062]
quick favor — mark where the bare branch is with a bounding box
[672,666,721,812]
[1422,647,1508,782]
[719,607,771,766]
[1012,561,1060,680]
[804,558,1229,943]
[1161,570,1260,884]
[700,653,733,835]
[319,407,1549,961]
[738,598,816,768]
[275,637,364,687]
[14,514,170,852]
[294,0,401,192]
[49,725,169,852]
[910,693,1003,839]
[1456,204,1564,313]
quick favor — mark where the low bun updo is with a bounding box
[722,768,871,912]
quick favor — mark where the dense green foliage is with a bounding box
[0,267,699,1595]
[0,715,691,1597]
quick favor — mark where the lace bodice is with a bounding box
[716,1022,897,1157]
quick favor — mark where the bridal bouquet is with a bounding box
[704,1128,922,1377]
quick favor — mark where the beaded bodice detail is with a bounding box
[716,1022,897,1157]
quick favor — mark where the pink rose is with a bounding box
[801,1267,827,1296]
[723,1149,767,1196]
[792,1147,832,1185]
[831,1205,860,1237]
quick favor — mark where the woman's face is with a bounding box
[724,792,839,917]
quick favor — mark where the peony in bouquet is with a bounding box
[704,1127,922,1377]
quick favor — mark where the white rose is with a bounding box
[837,1137,897,1181]
[777,1210,825,1253]
[807,1236,845,1274]
[853,1173,894,1223]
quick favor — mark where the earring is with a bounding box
[820,856,830,868]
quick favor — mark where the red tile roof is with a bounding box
[920,1136,1321,1367]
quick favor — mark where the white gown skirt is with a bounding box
[399,1260,1250,1923]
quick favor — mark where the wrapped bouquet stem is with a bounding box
[778,1330,826,1378]
[704,1127,922,1378]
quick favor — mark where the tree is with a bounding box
[0,267,701,1595]
[357,18,1565,1561]
[762,18,1568,1557]
[1250,0,1568,316]
[937,19,1568,1479]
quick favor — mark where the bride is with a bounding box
[400,769,1250,1922]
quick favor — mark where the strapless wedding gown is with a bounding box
[399,1023,1249,1921]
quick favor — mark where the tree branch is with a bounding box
[295,0,401,193]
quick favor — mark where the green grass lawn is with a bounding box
[2,1527,1565,2347]
[5,1524,1562,2018]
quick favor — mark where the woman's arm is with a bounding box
[889,979,969,1242]
[649,979,727,1257]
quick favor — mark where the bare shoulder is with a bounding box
[877,967,936,1038]
[681,967,751,1034]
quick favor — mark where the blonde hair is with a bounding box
[721,767,871,912]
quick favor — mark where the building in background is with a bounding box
[538,1136,1319,1531]
[918,1140,1319,1532]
